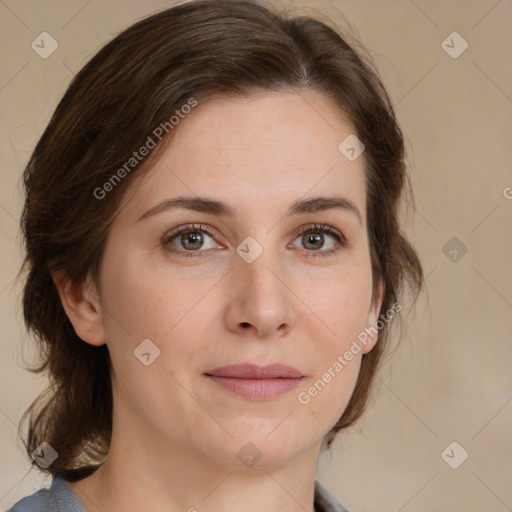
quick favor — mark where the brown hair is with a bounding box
[17,0,423,481]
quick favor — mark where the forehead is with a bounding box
[170,91,357,161]
[122,91,367,222]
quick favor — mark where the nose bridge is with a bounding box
[237,241,283,305]
[226,239,296,336]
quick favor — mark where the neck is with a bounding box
[67,416,322,512]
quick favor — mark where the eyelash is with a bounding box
[162,223,348,259]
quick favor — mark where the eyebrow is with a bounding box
[137,194,362,225]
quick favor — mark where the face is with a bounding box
[82,91,383,468]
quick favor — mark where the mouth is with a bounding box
[204,364,305,401]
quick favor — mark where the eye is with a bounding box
[291,223,347,257]
[162,222,348,258]
[163,224,221,257]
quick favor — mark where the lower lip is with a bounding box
[206,376,304,400]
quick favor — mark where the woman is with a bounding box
[9,0,423,510]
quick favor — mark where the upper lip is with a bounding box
[205,364,304,379]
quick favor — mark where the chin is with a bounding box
[206,423,319,469]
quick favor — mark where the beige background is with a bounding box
[1,1,511,511]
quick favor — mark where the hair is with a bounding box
[16,0,424,482]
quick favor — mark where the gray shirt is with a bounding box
[7,475,351,512]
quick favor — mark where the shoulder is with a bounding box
[7,481,55,512]
[315,480,353,512]
[7,475,86,512]
[9,476,350,512]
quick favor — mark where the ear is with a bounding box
[50,268,106,346]
[361,279,385,355]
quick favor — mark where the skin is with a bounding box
[53,89,383,512]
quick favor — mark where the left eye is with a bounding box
[163,223,346,257]
[291,225,343,254]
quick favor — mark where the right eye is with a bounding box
[162,223,224,257]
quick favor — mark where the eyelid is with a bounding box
[293,222,347,243]
[162,223,222,246]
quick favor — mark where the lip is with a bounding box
[204,364,305,401]
[206,363,304,379]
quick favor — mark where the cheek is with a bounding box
[98,248,216,386]
[299,360,361,426]
[97,255,209,435]
[306,266,373,345]
[99,248,193,338]
[295,330,364,436]
[294,269,372,418]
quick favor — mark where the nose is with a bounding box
[223,248,297,339]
